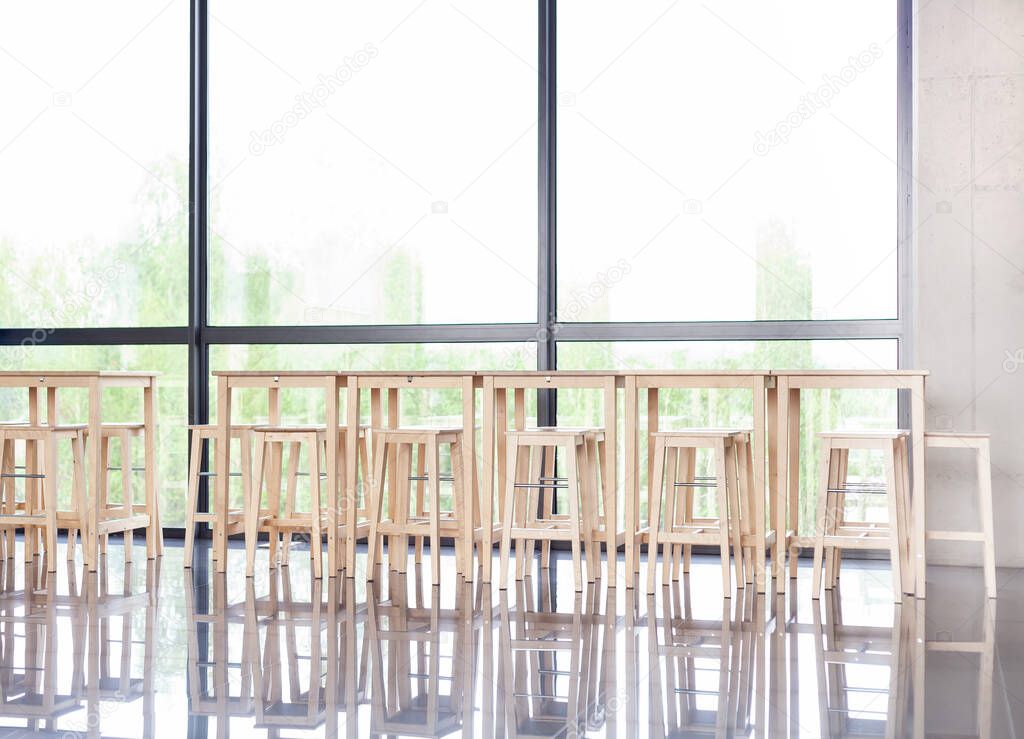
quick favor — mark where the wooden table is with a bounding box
[0,371,161,571]
[480,371,624,584]
[772,370,928,596]
[210,371,343,574]
[342,372,480,580]
[626,371,776,592]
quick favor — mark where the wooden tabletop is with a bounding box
[210,368,928,377]
[0,370,160,377]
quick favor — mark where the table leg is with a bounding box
[88,379,103,572]
[773,376,789,593]
[461,376,476,581]
[766,382,778,590]
[214,376,231,573]
[603,377,618,584]
[27,388,40,562]
[787,387,801,581]
[325,377,339,575]
[495,388,507,579]
[144,383,159,559]
[345,380,361,576]
[911,377,926,597]
[480,377,495,583]
[387,388,402,573]
[623,376,638,585]
[646,388,659,580]
[751,377,768,592]
[267,387,282,568]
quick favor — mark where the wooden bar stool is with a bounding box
[245,426,365,579]
[80,423,163,565]
[811,431,912,602]
[924,432,997,598]
[499,429,602,593]
[519,428,611,576]
[645,430,749,596]
[365,427,468,586]
[0,425,87,569]
[183,424,256,567]
[87,424,144,563]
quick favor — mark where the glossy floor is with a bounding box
[0,541,1020,737]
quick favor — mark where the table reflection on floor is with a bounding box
[0,541,1015,737]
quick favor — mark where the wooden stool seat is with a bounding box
[924,431,997,598]
[645,429,751,595]
[811,430,912,602]
[366,427,469,585]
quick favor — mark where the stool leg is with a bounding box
[565,441,584,593]
[513,445,532,581]
[736,439,755,584]
[682,448,695,574]
[540,445,556,571]
[823,448,844,588]
[811,440,832,599]
[244,436,266,577]
[425,436,442,586]
[43,437,58,573]
[895,437,914,595]
[664,446,678,582]
[308,434,323,579]
[281,442,300,567]
[523,445,544,576]
[828,449,849,587]
[596,437,612,581]
[357,435,375,568]
[451,438,468,578]
[413,443,426,565]
[1,435,12,559]
[70,433,86,564]
[662,447,678,587]
[25,438,37,563]
[183,432,203,567]
[712,440,733,596]
[238,431,252,561]
[394,441,412,575]
[645,439,666,595]
[99,436,109,558]
[364,436,388,581]
[976,439,997,598]
[724,442,745,590]
[579,441,598,583]
[883,442,903,601]
[121,431,134,564]
[498,442,519,589]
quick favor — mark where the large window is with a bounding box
[209,1,538,326]
[0,1,188,328]
[558,1,897,322]
[0,2,909,535]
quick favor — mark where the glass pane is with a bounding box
[0,346,188,527]
[209,1,537,326]
[0,2,188,327]
[558,1,897,322]
[558,339,898,535]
